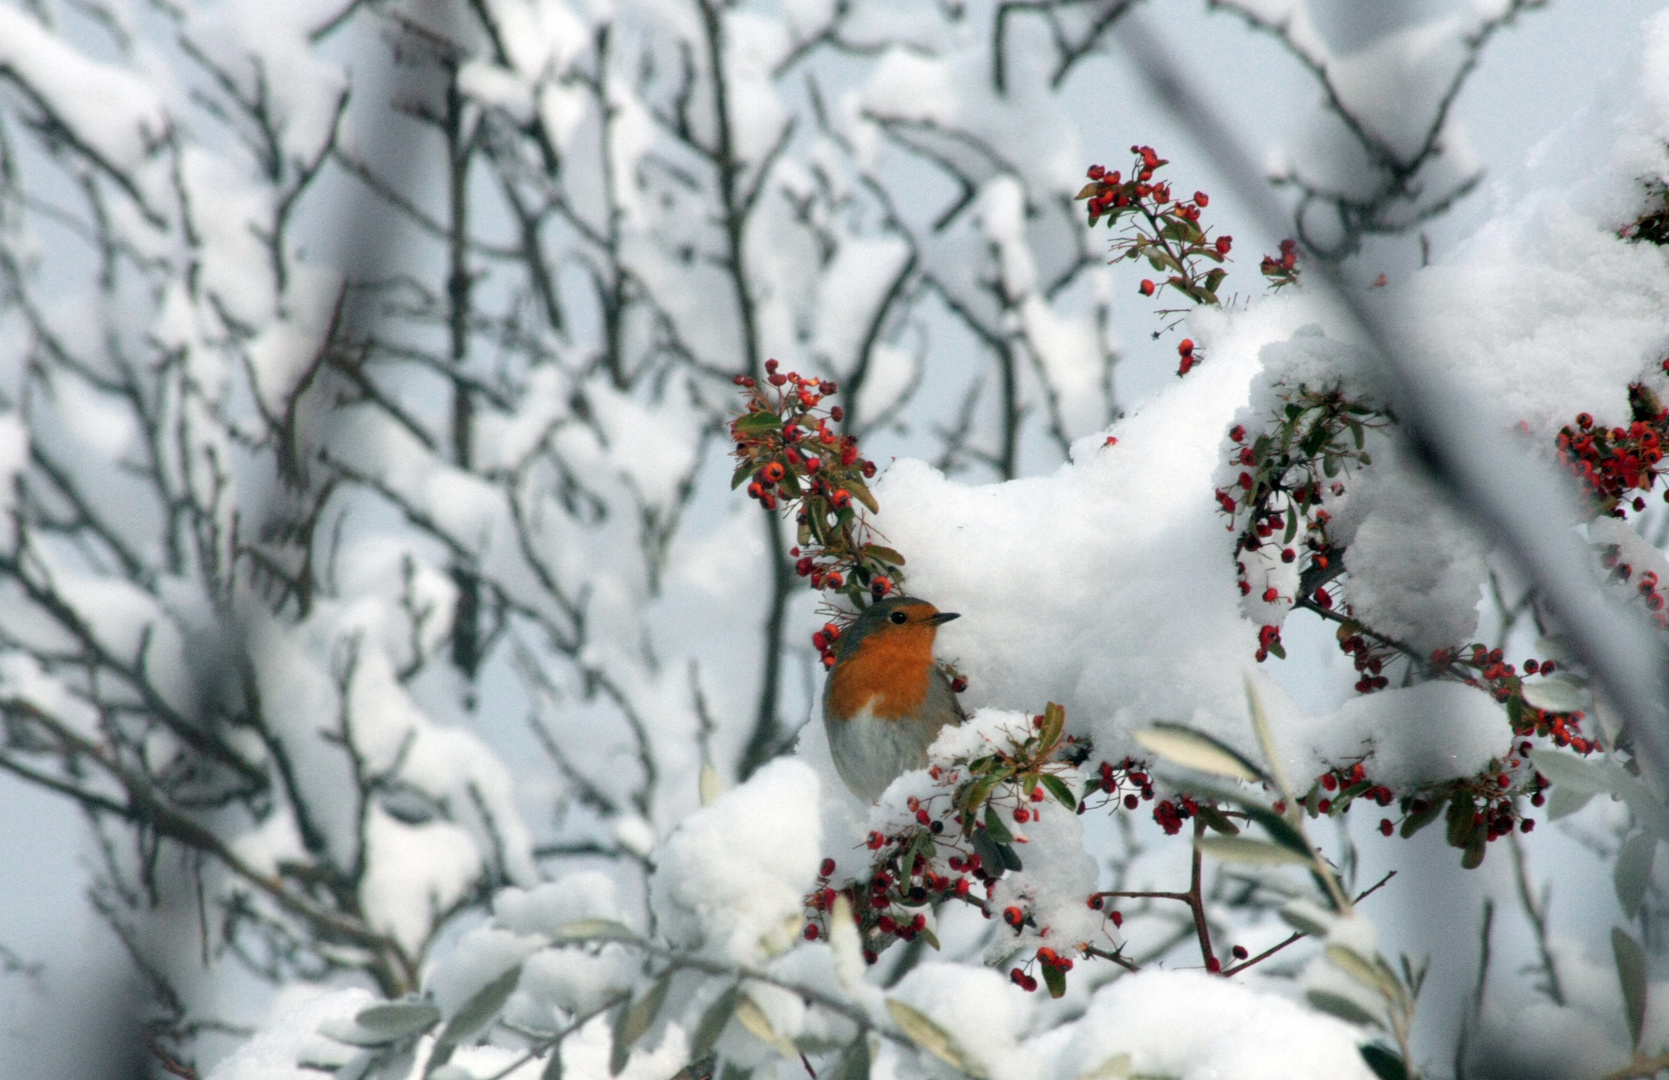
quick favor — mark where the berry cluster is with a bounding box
[1083,757,1157,813]
[802,824,985,961]
[1176,337,1200,377]
[1600,546,1669,630]
[1076,147,1231,309]
[1555,391,1669,517]
[731,362,906,651]
[1620,178,1669,246]
[1009,946,1075,996]
[1288,761,1394,819]
[1387,756,1544,869]
[1216,390,1387,663]
[1260,238,1300,289]
[1429,645,1594,753]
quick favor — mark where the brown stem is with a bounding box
[1599,1052,1669,1080]
[1187,816,1218,970]
[1221,871,1396,977]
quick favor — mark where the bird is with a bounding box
[823,596,966,803]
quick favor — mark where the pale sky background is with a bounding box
[1,0,1666,1075]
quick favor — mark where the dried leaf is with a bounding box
[1194,836,1310,866]
[886,999,986,1078]
[1134,723,1265,784]
[554,919,641,944]
[1304,990,1381,1029]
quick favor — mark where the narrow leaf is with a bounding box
[352,1001,439,1042]
[611,974,672,1075]
[1236,803,1313,859]
[886,999,986,1078]
[690,985,741,1061]
[1304,990,1381,1028]
[998,843,1023,872]
[1194,802,1240,836]
[554,919,641,944]
[1040,702,1067,750]
[1040,774,1077,811]
[1041,962,1067,999]
[831,1038,871,1080]
[733,411,782,434]
[1399,798,1445,839]
[1617,832,1657,920]
[1520,678,1591,714]
[1134,724,1266,784]
[1614,926,1649,1051]
[1545,785,1595,820]
[846,476,880,514]
[1195,836,1311,866]
[1526,749,1617,796]
[436,965,522,1050]
[1359,1044,1408,1080]
[543,1044,563,1080]
[983,806,1014,845]
[734,993,797,1059]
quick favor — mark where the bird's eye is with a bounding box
[889,610,907,625]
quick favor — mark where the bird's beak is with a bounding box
[927,611,960,625]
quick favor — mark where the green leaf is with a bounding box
[846,476,881,514]
[733,411,783,434]
[1460,826,1487,869]
[353,1001,440,1043]
[957,775,1001,814]
[1244,678,1293,801]
[983,805,1014,845]
[1359,1044,1408,1080]
[1040,774,1077,811]
[1266,638,1287,660]
[886,999,987,1078]
[1303,990,1381,1029]
[1041,961,1067,999]
[861,544,906,567]
[1283,512,1298,544]
[1040,702,1066,750]
[831,1038,871,1080]
[542,1044,564,1080]
[1195,836,1311,866]
[1445,794,1477,849]
[1326,944,1401,1000]
[1134,723,1266,784]
[1614,927,1649,1051]
[1526,749,1617,797]
[691,985,741,1061]
[1616,831,1658,920]
[970,828,1004,873]
[998,842,1023,872]
[1194,801,1240,836]
[611,974,672,1075]
[1399,798,1445,839]
[436,965,522,1051]
[1239,803,1313,860]
[732,460,754,489]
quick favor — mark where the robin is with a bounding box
[823,596,966,803]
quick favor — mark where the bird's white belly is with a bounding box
[826,702,938,804]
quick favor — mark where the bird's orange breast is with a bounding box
[825,627,935,721]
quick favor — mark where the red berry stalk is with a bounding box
[731,361,904,666]
[1077,146,1232,310]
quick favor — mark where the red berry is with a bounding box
[1004,906,1023,927]
[1380,819,1393,836]
[1110,910,1123,927]
[804,923,820,940]
[1139,279,1156,297]
[1231,945,1248,960]
[1014,807,1031,824]
[831,489,852,510]
[820,858,836,877]
[1194,191,1209,206]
